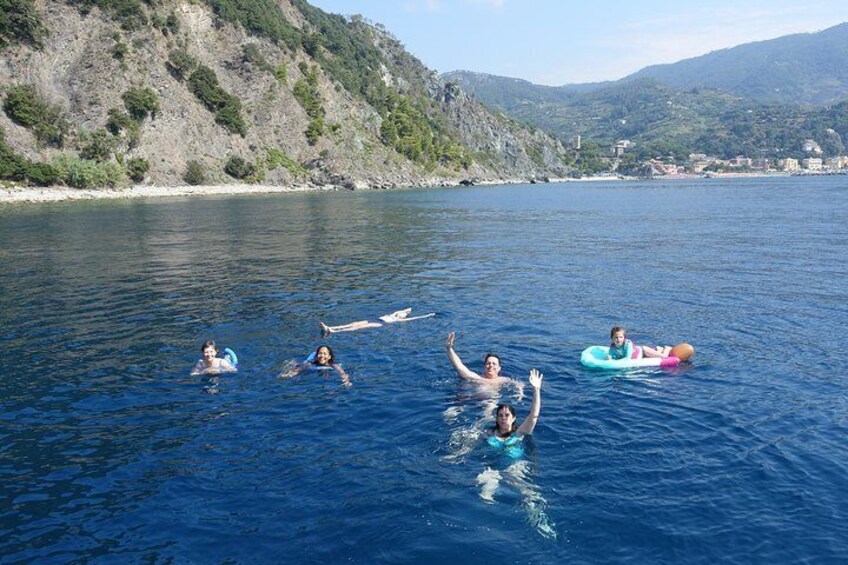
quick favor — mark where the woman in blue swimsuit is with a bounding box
[489,368,543,451]
[475,368,555,537]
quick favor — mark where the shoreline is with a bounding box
[0,170,812,205]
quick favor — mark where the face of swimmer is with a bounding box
[314,346,333,366]
[202,345,218,364]
[483,354,501,378]
[496,404,516,434]
[611,330,627,348]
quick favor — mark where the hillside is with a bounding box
[0,0,572,189]
[628,23,848,106]
[445,34,848,162]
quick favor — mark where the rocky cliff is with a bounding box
[0,0,572,188]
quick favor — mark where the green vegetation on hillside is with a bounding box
[3,84,70,147]
[68,0,148,31]
[453,71,848,161]
[292,63,324,145]
[204,0,300,52]
[1,0,47,48]
[380,94,471,169]
[168,51,247,136]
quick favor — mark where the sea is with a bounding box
[1,176,846,563]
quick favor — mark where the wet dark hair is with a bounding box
[483,353,501,365]
[201,340,217,353]
[610,326,626,339]
[493,403,517,436]
[313,344,335,365]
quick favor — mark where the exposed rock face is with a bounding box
[0,1,572,187]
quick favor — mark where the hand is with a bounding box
[446,331,456,349]
[528,369,543,390]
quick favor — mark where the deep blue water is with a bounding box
[1,176,847,563]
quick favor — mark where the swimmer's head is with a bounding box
[201,340,218,361]
[610,326,626,347]
[314,345,334,366]
[482,353,501,378]
[494,403,517,435]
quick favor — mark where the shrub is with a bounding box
[106,108,140,147]
[0,128,26,181]
[292,70,325,144]
[184,160,207,185]
[3,84,69,147]
[224,155,256,179]
[204,0,301,52]
[51,154,125,188]
[126,157,149,182]
[167,49,197,81]
[265,147,305,176]
[165,12,179,34]
[122,87,159,121]
[112,41,128,60]
[188,65,247,136]
[0,0,47,49]
[275,62,287,83]
[78,129,116,162]
[24,161,59,186]
[214,99,246,136]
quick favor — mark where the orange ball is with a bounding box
[671,343,694,362]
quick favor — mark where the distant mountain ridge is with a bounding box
[443,23,848,162]
[446,22,848,107]
[628,22,848,106]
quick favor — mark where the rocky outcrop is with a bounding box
[0,1,572,187]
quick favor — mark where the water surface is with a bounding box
[1,177,847,563]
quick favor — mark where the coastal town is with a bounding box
[612,138,848,176]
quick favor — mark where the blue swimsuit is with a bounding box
[487,434,524,459]
[608,339,635,360]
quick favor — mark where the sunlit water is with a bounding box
[1,177,847,563]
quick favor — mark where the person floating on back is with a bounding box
[320,308,435,336]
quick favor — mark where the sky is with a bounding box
[308,0,848,85]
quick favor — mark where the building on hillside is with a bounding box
[778,158,800,172]
[752,158,770,171]
[802,157,823,171]
[803,139,823,155]
[825,156,847,170]
[729,155,752,168]
[612,140,630,158]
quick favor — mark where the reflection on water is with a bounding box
[1,177,847,562]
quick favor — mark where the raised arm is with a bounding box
[445,332,483,382]
[516,369,543,436]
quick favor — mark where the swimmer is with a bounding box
[280,345,351,387]
[490,369,543,446]
[606,326,672,360]
[445,332,524,396]
[191,340,237,375]
[320,308,435,335]
[474,369,555,537]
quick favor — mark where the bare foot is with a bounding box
[320,322,333,336]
